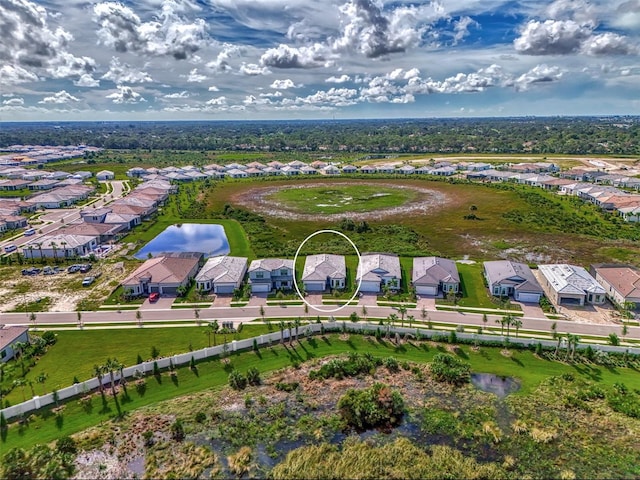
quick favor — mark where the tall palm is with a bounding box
[570,334,580,360]
[77,311,82,328]
[105,358,119,400]
[51,242,58,263]
[29,312,37,330]
[194,308,200,325]
[27,245,34,264]
[93,364,105,395]
[361,305,368,321]
[207,320,219,347]
[495,318,505,336]
[287,321,294,345]
[278,321,286,344]
[512,318,523,338]
[503,315,514,337]
[36,372,48,395]
[397,305,408,327]
[294,317,301,342]
[407,315,415,329]
[35,242,42,262]
[60,241,67,259]
[387,314,398,338]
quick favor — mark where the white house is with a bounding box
[302,254,346,292]
[195,256,248,294]
[22,233,99,259]
[96,170,115,181]
[483,260,544,302]
[412,257,460,296]
[356,253,401,293]
[122,253,203,296]
[247,258,294,293]
[592,265,640,308]
[538,264,606,306]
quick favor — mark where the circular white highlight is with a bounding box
[292,229,362,313]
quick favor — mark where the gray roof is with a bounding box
[357,253,401,282]
[302,254,346,281]
[248,258,294,273]
[196,256,247,284]
[412,257,460,286]
[483,260,543,293]
[538,264,605,295]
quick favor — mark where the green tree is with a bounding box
[278,321,286,344]
[407,315,415,329]
[135,309,142,327]
[36,372,48,395]
[512,318,523,338]
[294,317,301,342]
[194,308,200,325]
[93,364,105,395]
[397,305,408,327]
[361,305,368,321]
[207,320,219,347]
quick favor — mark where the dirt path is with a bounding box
[231,182,449,221]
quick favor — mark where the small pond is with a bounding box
[471,373,520,398]
[135,223,230,259]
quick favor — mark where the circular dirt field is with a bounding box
[231,181,450,221]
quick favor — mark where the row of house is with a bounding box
[0,145,101,167]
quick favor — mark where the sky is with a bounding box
[1,0,639,121]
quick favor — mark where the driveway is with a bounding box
[141,296,175,310]
[417,295,437,311]
[359,293,378,306]
[248,293,268,306]
[212,295,233,307]
[515,301,546,319]
[305,293,323,307]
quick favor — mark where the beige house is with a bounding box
[412,257,460,296]
[121,253,203,296]
[592,265,640,308]
[302,254,346,292]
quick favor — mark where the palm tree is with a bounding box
[503,315,514,337]
[51,241,58,263]
[287,321,294,345]
[35,242,43,263]
[259,305,265,322]
[621,324,629,343]
[361,305,368,321]
[27,245,34,264]
[93,364,105,395]
[554,332,563,357]
[397,305,408,327]
[294,317,301,342]
[135,309,142,327]
[421,306,427,320]
[27,379,35,398]
[482,313,488,329]
[29,312,37,330]
[495,317,505,336]
[206,320,219,347]
[77,311,82,329]
[60,241,67,259]
[386,313,398,338]
[194,308,200,325]
[105,358,119,401]
[278,321,286,344]
[407,315,415,329]
[568,334,580,361]
[512,318,523,338]
[36,372,48,395]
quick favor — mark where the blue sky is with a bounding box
[1,0,639,121]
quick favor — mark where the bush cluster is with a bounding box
[430,353,471,385]
[338,383,405,430]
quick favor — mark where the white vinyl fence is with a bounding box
[2,322,638,420]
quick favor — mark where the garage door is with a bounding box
[516,292,540,303]
[162,286,178,295]
[304,282,324,292]
[416,285,438,296]
[215,285,235,294]
[251,283,271,293]
[358,281,380,293]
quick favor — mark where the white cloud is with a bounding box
[102,57,153,84]
[186,68,207,82]
[0,0,95,84]
[612,0,640,30]
[205,44,245,72]
[74,74,100,87]
[326,74,351,83]
[294,87,359,107]
[105,85,146,104]
[512,64,563,91]
[514,20,590,55]
[581,32,637,56]
[38,90,80,104]
[452,16,478,45]
[260,43,330,69]
[239,63,271,76]
[93,1,207,60]
[2,97,24,106]
[270,78,300,89]
[205,96,227,105]
[163,91,190,99]
[208,85,220,92]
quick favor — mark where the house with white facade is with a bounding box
[302,254,346,291]
[22,233,99,259]
[412,257,460,296]
[356,253,401,293]
[537,264,606,306]
[483,260,544,302]
[122,253,203,296]
[195,256,248,294]
[96,170,115,181]
[247,258,294,293]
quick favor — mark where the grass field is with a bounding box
[268,184,416,214]
[3,332,638,451]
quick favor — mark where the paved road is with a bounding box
[1,180,127,250]
[1,304,638,340]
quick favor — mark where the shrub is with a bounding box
[246,367,261,386]
[195,411,206,423]
[56,436,77,455]
[429,353,471,385]
[228,369,247,390]
[383,356,399,373]
[338,383,405,430]
[275,382,299,392]
[41,331,57,345]
[171,419,185,441]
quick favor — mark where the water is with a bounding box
[134,223,230,259]
[470,373,520,398]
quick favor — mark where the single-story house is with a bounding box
[342,165,358,174]
[0,179,31,191]
[248,258,294,293]
[397,165,415,175]
[537,264,606,306]
[22,233,99,259]
[356,253,401,293]
[321,165,341,175]
[591,265,640,308]
[226,168,248,179]
[27,179,60,190]
[122,252,203,296]
[195,255,248,294]
[127,167,147,177]
[359,165,377,174]
[0,215,28,229]
[60,222,125,243]
[96,170,115,181]
[0,326,29,363]
[302,254,346,291]
[412,257,460,296]
[483,260,544,302]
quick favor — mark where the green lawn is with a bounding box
[3,332,639,451]
[269,184,416,215]
[436,262,499,309]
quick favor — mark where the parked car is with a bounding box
[149,292,160,302]
[3,245,17,253]
[24,228,36,236]
[21,268,39,276]
[43,266,55,275]
[79,264,92,273]
[67,264,81,273]
[81,276,95,287]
